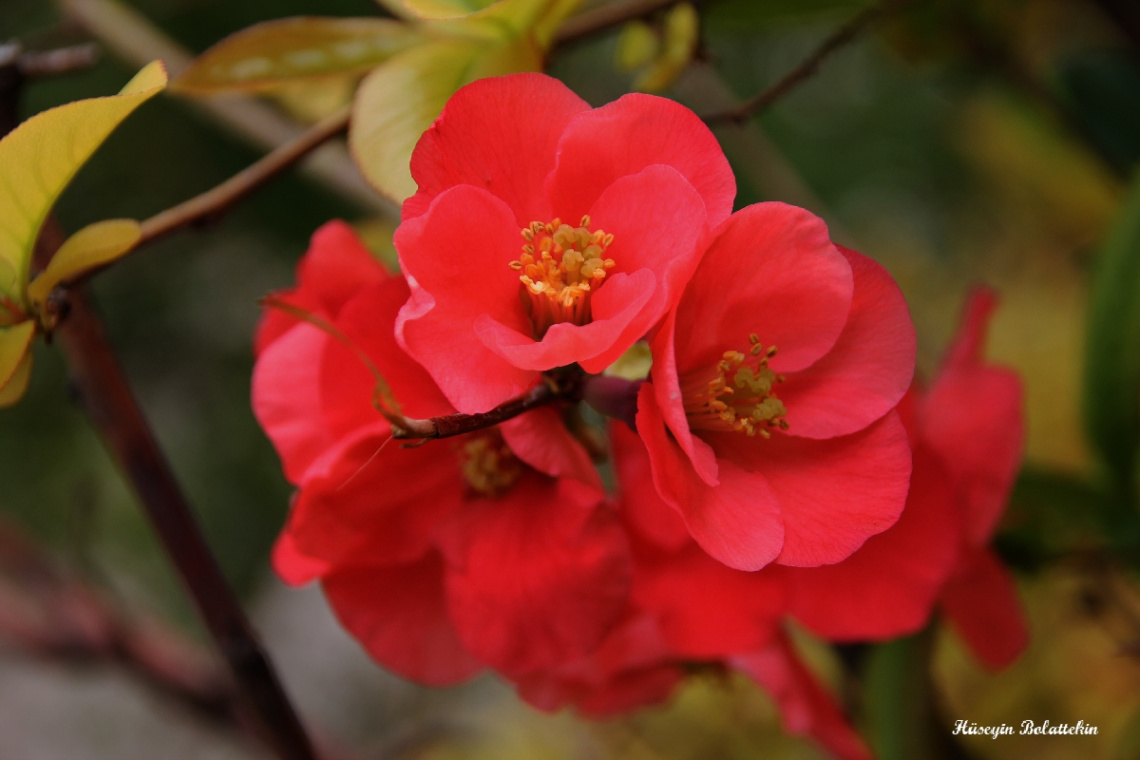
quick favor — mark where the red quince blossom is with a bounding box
[637,204,916,571]
[252,221,631,683]
[512,424,870,760]
[394,73,734,415]
[785,289,1028,669]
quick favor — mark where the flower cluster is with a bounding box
[253,74,1027,758]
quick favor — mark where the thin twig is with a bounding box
[18,43,101,79]
[34,218,321,760]
[136,103,351,247]
[392,376,577,440]
[556,0,707,46]
[0,521,238,726]
[59,0,392,216]
[701,0,908,125]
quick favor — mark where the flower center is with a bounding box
[509,216,615,337]
[681,334,789,438]
[458,430,522,496]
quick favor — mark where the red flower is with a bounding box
[394,73,735,414]
[785,289,1028,668]
[253,221,631,683]
[637,205,916,571]
[515,425,870,760]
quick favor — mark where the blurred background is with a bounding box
[1,0,1140,757]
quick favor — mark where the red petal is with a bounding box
[516,613,682,717]
[577,164,709,373]
[778,246,915,438]
[646,313,720,486]
[786,445,962,639]
[323,553,484,686]
[253,324,339,484]
[403,73,588,225]
[672,203,853,378]
[612,421,692,552]
[919,292,1023,544]
[474,269,655,370]
[395,185,537,412]
[632,543,785,657]
[940,548,1028,671]
[271,530,330,586]
[287,422,465,568]
[441,474,631,675]
[716,411,911,567]
[329,278,454,421]
[637,386,785,571]
[500,408,602,489]
[546,92,735,227]
[734,632,873,760]
[254,220,389,354]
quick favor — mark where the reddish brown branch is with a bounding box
[391,376,578,440]
[33,219,320,760]
[0,522,238,726]
[701,0,908,125]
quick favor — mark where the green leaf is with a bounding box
[0,320,35,399]
[1084,175,1140,499]
[172,18,421,93]
[0,349,32,408]
[349,33,541,202]
[27,219,142,308]
[0,61,166,310]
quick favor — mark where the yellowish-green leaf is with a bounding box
[634,3,698,92]
[616,21,659,72]
[0,350,32,408]
[172,18,420,94]
[446,0,584,47]
[27,219,142,307]
[0,320,35,399]
[349,34,541,202]
[0,61,166,309]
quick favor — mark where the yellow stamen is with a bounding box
[681,338,788,437]
[458,430,522,497]
[510,217,616,336]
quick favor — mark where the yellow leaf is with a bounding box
[0,320,35,399]
[27,219,142,307]
[349,34,541,202]
[0,350,32,408]
[172,18,420,94]
[0,61,166,310]
[634,3,699,92]
[616,21,660,72]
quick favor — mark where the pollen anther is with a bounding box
[509,216,616,336]
[681,338,789,437]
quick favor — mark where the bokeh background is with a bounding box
[2,0,1140,758]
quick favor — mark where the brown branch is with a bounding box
[0,521,238,726]
[556,0,708,47]
[136,103,351,247]
[34,219,321,760]
[18,43,101,79]
[391,375,577,440]
[701,0,909,125]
